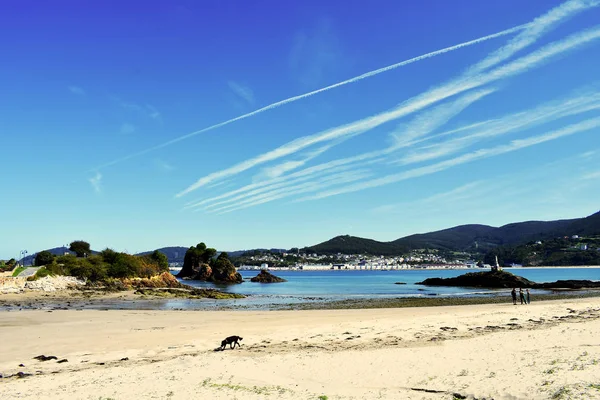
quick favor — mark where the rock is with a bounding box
[417,270,600,290]
[250,270,287,283]
[19,364,25,367]
[120,357,129,361]
[209,258,243,284]
[532,280,600,289]
[57,359,68,363]
[394,282,406,285]
[33,355,58,362]
[194,264,212,281]
[417,270,536,288]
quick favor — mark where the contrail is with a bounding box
[91,23,528,171]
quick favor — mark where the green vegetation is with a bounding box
[34,250,55,266]
[69,240,91,257]
[0,258,16,272]
[551,386,571,399]
[178,243,242,283]
[12,266,26,277]
[485,235,600,266]
[318,396,329,400]
[41,241,169,282]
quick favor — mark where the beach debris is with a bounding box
[33,355,58,362]
[120,357,129,361]
[57,359,68,364]
[439,326,457,331]
[9,371,32,379]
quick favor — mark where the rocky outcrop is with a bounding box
[208,257,243,284]
[177,245,242,284]
[121,272,183,288]
[0,277,26,293]
[417,270,600,289]
[533,280,600,289]
[250,270,287,283]
[23,276,85,292]
[417,270,536,288]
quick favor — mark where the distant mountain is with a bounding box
[304,211,600,255]
[136,246,189,264]
[20,247,76,266]
[303,235,406,256]
[136,247,287,264]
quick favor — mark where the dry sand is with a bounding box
[1,298,600,399]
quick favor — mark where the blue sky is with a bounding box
[1,0,600,259]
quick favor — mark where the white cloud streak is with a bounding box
[177,11,600,198]
[191,89,494,211]
[228,81,255,104]
[182,23,600,207]
[210,170,373,214]
[299,117,600,201]
[88,172,102,193]
[397,91,600,165]
[92,23,529,173]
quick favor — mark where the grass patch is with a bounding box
[199,378,288,395]
[318,396,329,400]
[12,266,26,277]
[551,386,571,399]
[589,383,600,390]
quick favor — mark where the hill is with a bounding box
[136,246,189,264]
[304,211,600,255]
[303,235,406,256]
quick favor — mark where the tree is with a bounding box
[35,251,55,266]
[70,241,91,257]
[149,250,169,271]
[178,243,217,278]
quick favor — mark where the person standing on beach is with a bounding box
[511,288,517,305]
[526,289,531,304]
[519,288,526,305]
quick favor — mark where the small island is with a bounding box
[250,270,287,283]
[417,269,600,289]
[177,243,242,284]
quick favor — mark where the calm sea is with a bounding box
[174,267,600,308]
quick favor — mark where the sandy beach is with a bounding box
[1,298,600,399]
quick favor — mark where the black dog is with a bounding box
[220,335,243,350]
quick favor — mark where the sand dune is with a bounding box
[1,299,599,399]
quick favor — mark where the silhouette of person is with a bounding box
[511,288,517,305]
[519,288,526,305]
[526,289,531,304]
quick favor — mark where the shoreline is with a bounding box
[2,288,600,312]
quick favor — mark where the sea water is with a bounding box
[179,267,600,304]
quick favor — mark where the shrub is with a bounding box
[35,251,55,266]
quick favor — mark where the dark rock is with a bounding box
[33,355,58,362]
[417,270,600,290]
[533,280,600,289]
[120,357,129,361]
[19,364,25,367]
[14,371,32,378]
[250,270,287,283]
[417,270,536,288]
[394,282,406,285]
[57,359,68,363]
